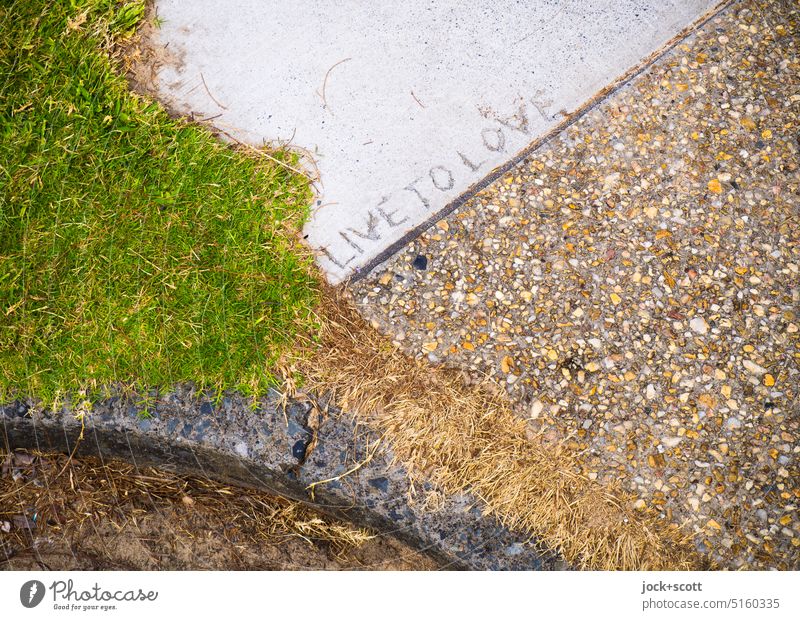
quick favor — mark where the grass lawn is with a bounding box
[0,0,320,406]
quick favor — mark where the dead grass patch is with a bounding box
[287,285,709,571]
[0,450,374,568]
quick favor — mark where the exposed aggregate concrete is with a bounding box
[353,0,799,569]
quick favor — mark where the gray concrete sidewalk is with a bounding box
[148,0,719,282]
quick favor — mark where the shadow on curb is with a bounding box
[1,387,568,571]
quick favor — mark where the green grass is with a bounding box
[0,0,320,406]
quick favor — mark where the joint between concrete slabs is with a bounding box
[344,0,734,284]
[1,389,568,571]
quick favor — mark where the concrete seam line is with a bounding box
[345,0,736,283]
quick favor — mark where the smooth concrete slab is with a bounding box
[151,0,719,283]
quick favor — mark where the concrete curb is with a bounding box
[1,387,567,571]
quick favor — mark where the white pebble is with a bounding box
[743,359,767,375]
[726,417,742,430]
[689,316,709,335]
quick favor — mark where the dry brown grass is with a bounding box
[0,450,375,569]
[286,284,710,571]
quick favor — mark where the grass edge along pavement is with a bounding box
[0,0,320,408]
[290,286,710,571]
[2,0,708,570]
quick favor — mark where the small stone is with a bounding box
[689,317,709,335]
[743,360,767,375]
[530,400,544,419]
[610,293,622,305]
[708,178,723,193]
[725,417,742,430]
[698,393,717,409]
[646,384,657,399]
[412,254,428,270]
[764,373,775,387]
